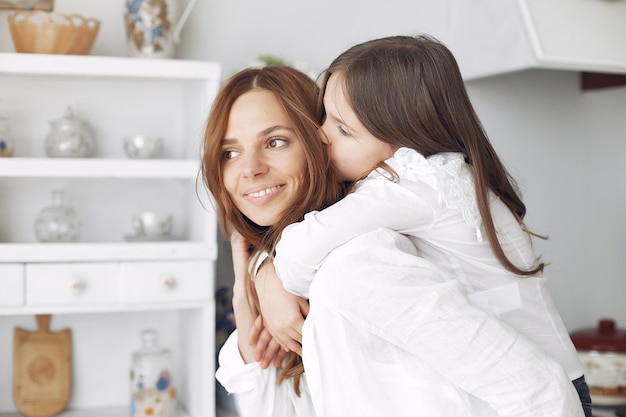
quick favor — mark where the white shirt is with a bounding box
[216,330,316,417]
[217,229,585,417]
[274,147,583,381]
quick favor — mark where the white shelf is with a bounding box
[0,52,221,81]
[0,405,191,417]
[0,50,220,417]
[0,158,199,179]
[0,300,211,316]
[0,241,216,263]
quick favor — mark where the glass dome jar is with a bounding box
[34,190,82,242]
[0,112,15,157]
[130,329,177,417]
[45,107,94,158]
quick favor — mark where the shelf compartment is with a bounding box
[0,54,220,161]
[0,310,213,416]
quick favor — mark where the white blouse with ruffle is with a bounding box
[274,147,583,382]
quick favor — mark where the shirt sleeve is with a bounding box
[274,178,435,298]
[216,330,306,417]
[313,229,584,417]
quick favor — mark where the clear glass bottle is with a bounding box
[0,112,15,157]
[130,329,177,417]
[34,190,82,242]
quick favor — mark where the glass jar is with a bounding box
[34,190,82,242]
[0,112,15,157]
[45,107,94,158]
[130,329,177,417]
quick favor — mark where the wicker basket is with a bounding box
[8,11,100,55]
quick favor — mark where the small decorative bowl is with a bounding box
[8,11,100,55]
[131,212,173,238]
[124,135,162,159]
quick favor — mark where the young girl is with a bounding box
[269,34,591,416]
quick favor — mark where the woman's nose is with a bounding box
[241,151,268,178]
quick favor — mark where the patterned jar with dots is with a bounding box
[130,329,177,417]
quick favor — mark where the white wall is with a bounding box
[467,69,626,331]
[1,0,624,332]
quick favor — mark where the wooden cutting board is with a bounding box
[13,315,71,417]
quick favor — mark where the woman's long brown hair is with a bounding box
[320,35,544,276]
[201,66,345,393]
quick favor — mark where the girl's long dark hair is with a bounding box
[320,35,544,276]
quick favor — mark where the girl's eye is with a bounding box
[338,125,350,137]
[221,149,240,161]
[268,138,288,149]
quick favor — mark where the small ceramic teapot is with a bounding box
[45,107,94,158]
[124,0,198,59]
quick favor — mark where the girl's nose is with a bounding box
[319,124,331,145]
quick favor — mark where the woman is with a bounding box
[200,66,584,416]
[203,65,342,415]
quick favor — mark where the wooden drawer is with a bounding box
[120,261,214,304]
[0,263,25,306]
[25,263,119,306]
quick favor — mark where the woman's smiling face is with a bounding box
[221,89,307,227]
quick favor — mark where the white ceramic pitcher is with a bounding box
[124,0,198,59]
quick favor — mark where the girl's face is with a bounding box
[221,90,307,227]
[320,73,397,181]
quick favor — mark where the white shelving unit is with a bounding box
[0,53,221,417]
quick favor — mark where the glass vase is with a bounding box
[34,190,82,242]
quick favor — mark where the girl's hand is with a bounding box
[248,316,288,369]
[254,259,309,356]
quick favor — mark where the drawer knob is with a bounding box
[162,276,177,291]
[69,278,86,294]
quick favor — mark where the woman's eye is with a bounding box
[338,125,350,136]
[221,149,240,161]
[268,138,288,149]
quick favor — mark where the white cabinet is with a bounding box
[0,53,221,417]
[444,0,626,80]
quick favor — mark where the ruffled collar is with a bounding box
[370,147,483,241]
